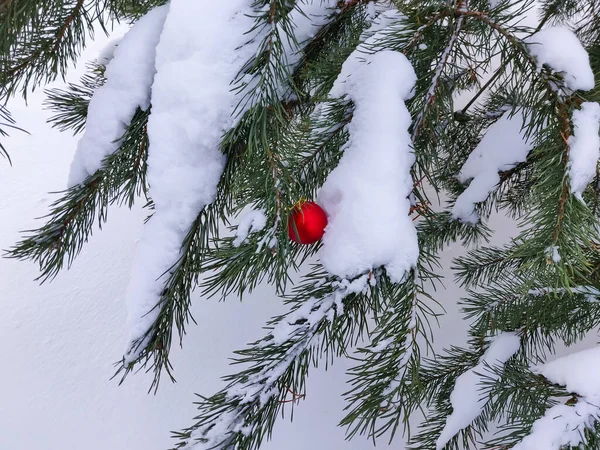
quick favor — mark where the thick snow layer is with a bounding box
[512,346,600,449]
[233,209,267,247]
[318,17,418,282]
[436,332,520,450]
[453,111,532,223]
[67,6,168,187]
[512,401,600,450]
[535,346,600,399]
[527,27,595,92]
[124,1,259,361]
[568,102,600,199]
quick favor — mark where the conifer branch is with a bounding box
[118,0,346,384]
[174,272,374,450]
[8,108,149,281]
[1,0,100,99]
[412,12,464,140]
[7,2,600,449]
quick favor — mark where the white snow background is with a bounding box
[1,11,599,450]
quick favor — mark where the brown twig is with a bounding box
[279,386,306,404]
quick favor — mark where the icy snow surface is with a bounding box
[124,0,259,361]
[527,27,595,92]
[513,346,600,449]
[568,102,600,199]
[436,332,520,450]
[318,12,419,283]
[67,5,168,187]
[452,110,532,223]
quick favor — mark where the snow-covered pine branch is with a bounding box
[122,0,347,381]
[176,273,372,450]
[318,8,419,283]
[342,271,430,441]
[435,333,520,450]
[122,0,260,363]
[452,109,533,224]
[514,346,600,449]
[8,1,600,449]
[8,107,151,281]
[67,4,168,187]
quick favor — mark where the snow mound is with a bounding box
[452,110,532,223]
[436,333,520,450]
[527,27,595,92]
[67,5,168,187]
[123,0,258,362]
[535,346,600,400]
[318,12,418,283]
[514,346,600,449]
[568,102,600,199]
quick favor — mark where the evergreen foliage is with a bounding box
[3,0,600,449]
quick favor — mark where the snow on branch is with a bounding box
[236,0,338,110]
[513,401,600,450]
[513,346,600,449]
[412,13,464,140]
[452,110,533,223]
[179,274,370,449]
[526,27,595,93]
[568,102,600,200]
[528,285,600,300]
[436,332,520,450]
[318,12,419,283]
[67,5,168,187]
[123,0,261,363]
[233,209,268,248]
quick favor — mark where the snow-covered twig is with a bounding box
[436,333,520,450]
[412,13,465,140]
[123,0,260,363]
[179,274,370,450]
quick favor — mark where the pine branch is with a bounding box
[8,108,149,281]
[0,0,104,100]
[412,12,465,141]
[173,271,375,450]
[341,271,431,443]
[44,63,106,134]
[0,104,28,162]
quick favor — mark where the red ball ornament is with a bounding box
[288,201,328,244]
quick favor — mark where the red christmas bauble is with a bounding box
[288,201,328,244]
